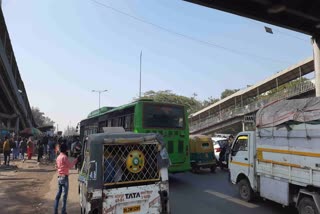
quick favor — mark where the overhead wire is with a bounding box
[244,19,310,43]
[91,0,293,64]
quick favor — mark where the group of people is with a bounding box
[1,136,34,165]
[0,135,82,166]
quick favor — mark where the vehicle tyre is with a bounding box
[210,166,216,173]
[238,179,253,202]
[220,163,224,170]
[298,197,319,214]
[191,166,197,173]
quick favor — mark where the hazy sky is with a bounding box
[2,0,312,132]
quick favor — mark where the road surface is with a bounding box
[169,168,297,214]
[0,157,298,214]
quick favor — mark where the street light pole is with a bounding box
[139,50,142,98]
[92,89,108,113]
[312,36,320,97]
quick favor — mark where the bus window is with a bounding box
[143,103,185,129]
[125,115,131,130]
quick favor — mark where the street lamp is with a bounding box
[92,89,108,113]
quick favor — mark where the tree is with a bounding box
[220,89,240,99]
[203,96,220,107]
[138,90,203,114]
[31,107,55,127]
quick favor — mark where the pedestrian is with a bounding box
[27,137,33,160]
[42,135,48,156]
[37,140,44,163]
[12,137,19,160]
[54,143,79,214]
[48,137,55,161]
[20,138,27,162]
[3,136,11,166]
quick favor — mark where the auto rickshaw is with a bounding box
[189,134,217,173]
[78,127,170,214]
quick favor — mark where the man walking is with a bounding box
[3,136,11,166]
[12,137,19,160]
[54,143,79,214]
[37,140,44,163]
[20,138,27,162]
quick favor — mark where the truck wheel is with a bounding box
[298,197,319,214]
[238,179,253,202]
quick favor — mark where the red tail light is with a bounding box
[215,148,221,153]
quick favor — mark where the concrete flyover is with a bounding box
[189,57,315,135]
[0,8,35,133]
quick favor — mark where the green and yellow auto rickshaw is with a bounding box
[189,135,217,173]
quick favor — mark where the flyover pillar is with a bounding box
[312,36,320,97]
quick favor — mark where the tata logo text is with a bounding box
[125,192,141,199]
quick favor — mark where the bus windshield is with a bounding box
[143,103,185,129]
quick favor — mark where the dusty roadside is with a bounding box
[0,157,80,214]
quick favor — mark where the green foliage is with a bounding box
[220,89,240,99]
[31,107,55,127]
[202,96,220,107]
[140,90,202,114]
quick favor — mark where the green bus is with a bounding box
[79,99,191,173]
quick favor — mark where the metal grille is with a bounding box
[104,142,160,186]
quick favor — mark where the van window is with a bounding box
[232,136,248,156]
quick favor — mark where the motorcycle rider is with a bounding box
[219,135,234,169]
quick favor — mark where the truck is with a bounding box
[229,97,320,214]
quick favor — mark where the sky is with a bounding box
[2,0,312,132]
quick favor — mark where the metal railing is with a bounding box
[190,81,315,133]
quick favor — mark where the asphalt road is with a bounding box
[169,168,298,214]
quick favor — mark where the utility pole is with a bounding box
[139,50,142,98]
[92,90,108,113]
[312,36,320,97]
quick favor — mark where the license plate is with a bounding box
[123,205,141,213]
